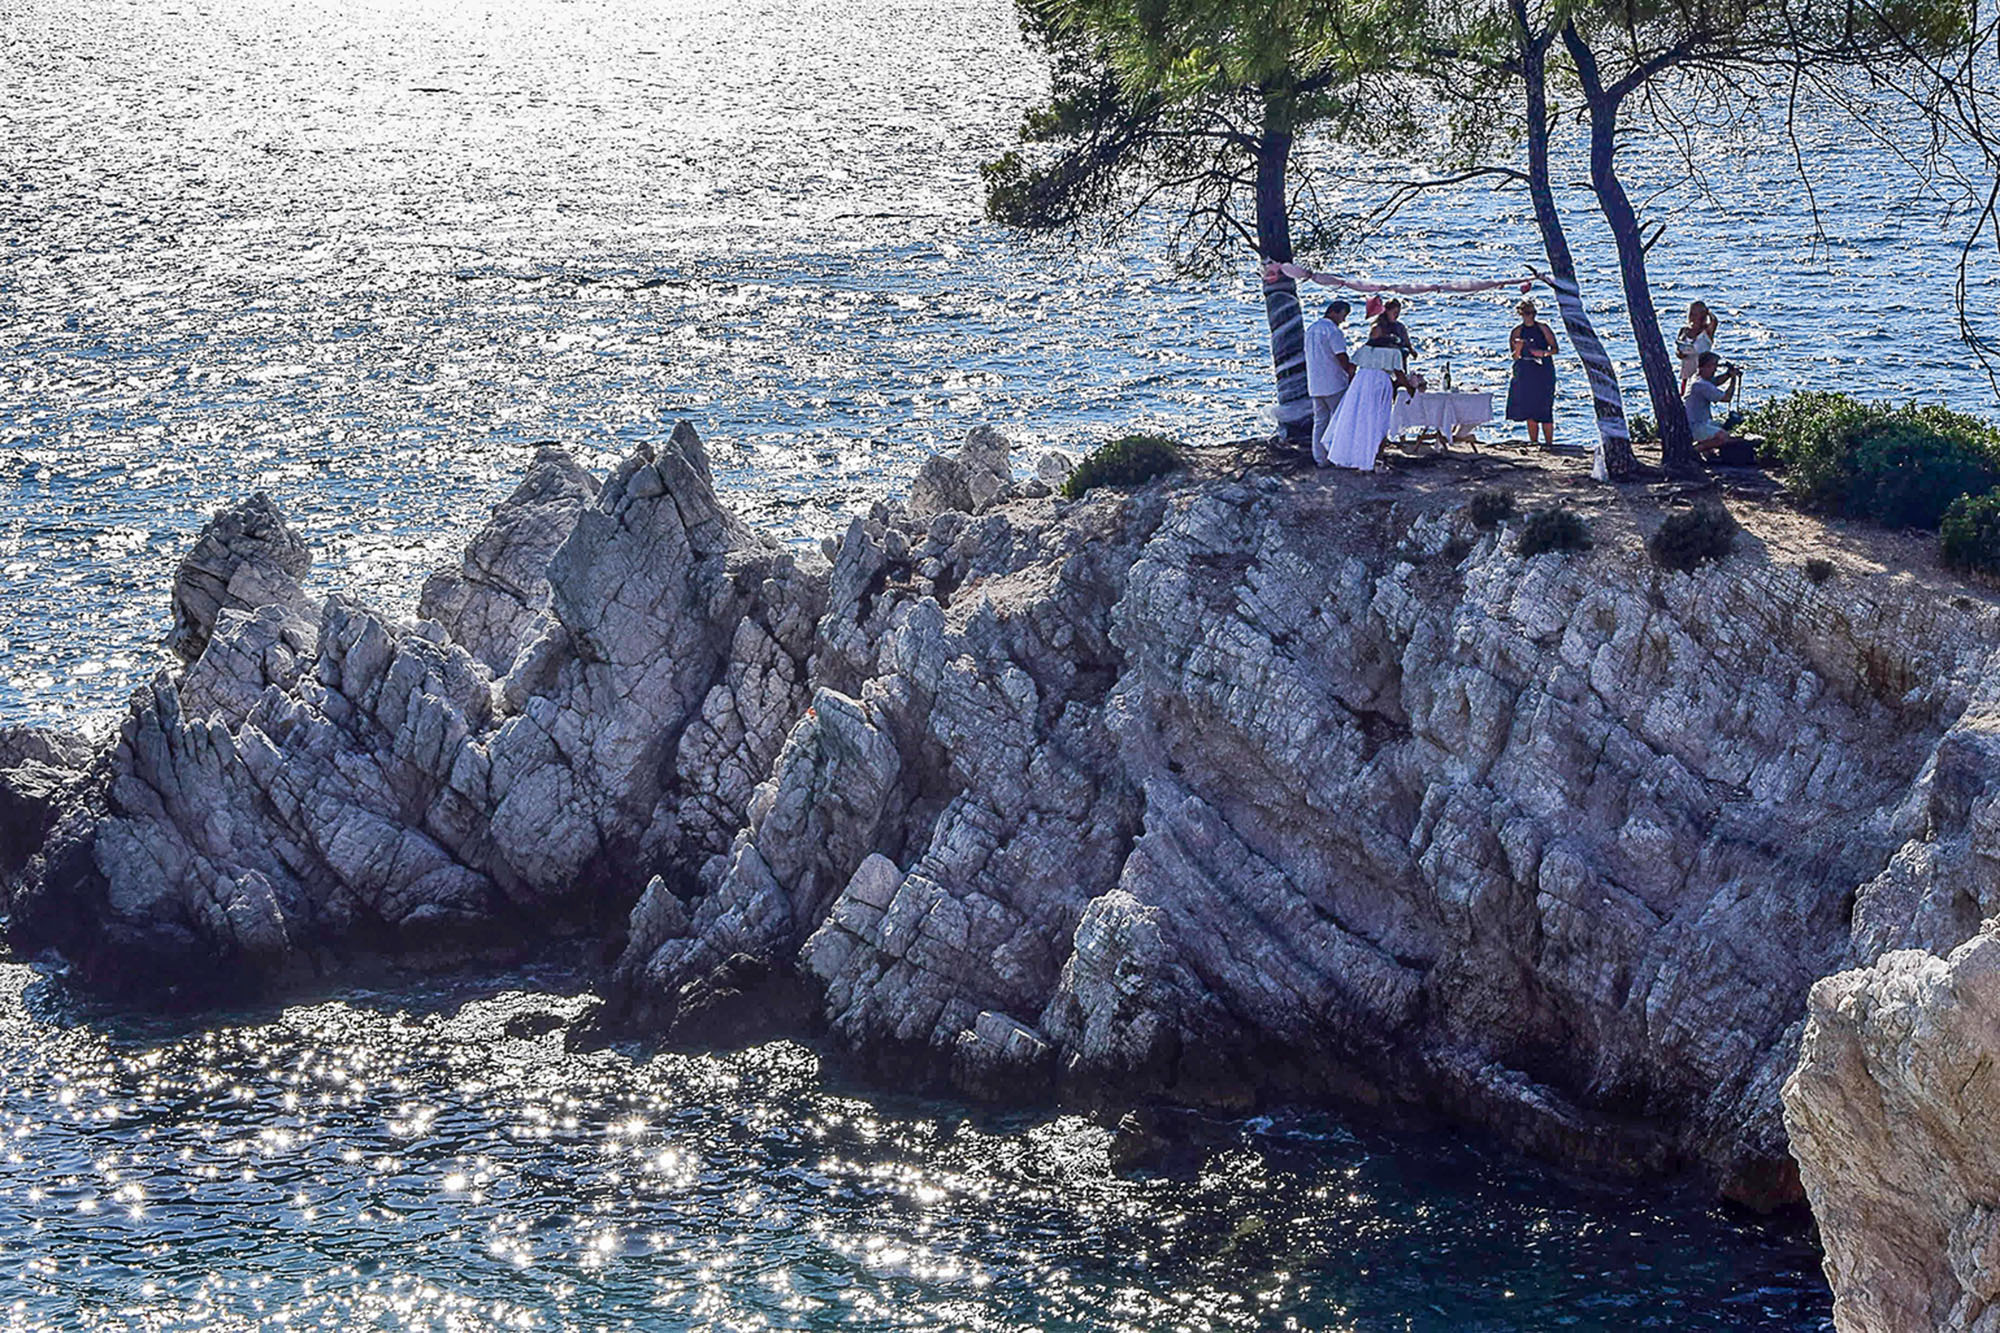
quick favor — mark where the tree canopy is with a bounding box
[1536,0,1995,468]
[984,0,1405,265]
[985,0,1999,467]
[986,0,1411,438]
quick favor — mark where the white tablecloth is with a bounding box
[1388,390,1493,441]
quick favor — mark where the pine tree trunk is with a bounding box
[1562,24,1701,475]
[1515,5,1638,480]
[1254,102,1311,447]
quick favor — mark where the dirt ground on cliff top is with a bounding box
[1193,431,2000,609]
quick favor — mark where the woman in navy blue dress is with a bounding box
[1506,299,1559,448]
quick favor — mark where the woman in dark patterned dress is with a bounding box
[1506,298,1559,448]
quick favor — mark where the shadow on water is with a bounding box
[0,955,1832,1332]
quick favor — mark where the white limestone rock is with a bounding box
[8,422,824,995]
[29,420,2000,1228]
[168,492,316,662]
[610,463,2000,1203]
[908,425,1015,520]
[476,421,823,899]
[418,446,600,674]
[179,604,319,726]
[1785,931,2000,1332]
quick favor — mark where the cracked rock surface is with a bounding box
[7,425,824,1000]
[0,724,95,890]
[167,491,316,663]
[418,446,601,675]
[1786,933,2000,1332]
[15,424,2000,1253]
[606,462,2000,1207]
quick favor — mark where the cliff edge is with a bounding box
[8,425,2000,1259]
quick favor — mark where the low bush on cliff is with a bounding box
[1648,501,1738,573]
[1516,506,1590,558]
[1437,534,1477,565]
[1062,434,1182,499]
[1942,487,2000,575]
[1466,488,1514,528]
[1751,392,2000,530]
[1847,417,2000,530]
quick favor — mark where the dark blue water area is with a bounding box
[0,962,1832,1332]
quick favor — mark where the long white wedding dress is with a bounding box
[1320,343,1403,471]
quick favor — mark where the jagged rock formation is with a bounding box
[167,491,316,662]
[13,423,2000,1230]
[8,425,822,999]
[1786,933,2000,1332]
[908,425,1018,518]
[0,725,94,888]
[605,464,2000,1205]
[1778,643,2000,1330]
[0,727,93,773]
[418,446,601,674]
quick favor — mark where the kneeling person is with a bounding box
[1685,352,1745,457]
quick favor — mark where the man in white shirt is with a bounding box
[1305,300,1355,465]
[1684,352,1744,456]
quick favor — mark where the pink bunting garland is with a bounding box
[1264,260,1535,296]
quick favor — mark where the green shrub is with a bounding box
[1629,415,1658,445]
[1648,502,1738,573]
[1061,433,1183,499]
[1516,507,1591,558]
[1846,415,2000,530]
[1750,392,2000,529]
[1746,391,1882,505]
[1803,557,1835,584]
[1942,487,2000,575]
[1466,488,1514,529]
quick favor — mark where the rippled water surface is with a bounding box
[0,963,1833,1331]
[5,0,1997,725]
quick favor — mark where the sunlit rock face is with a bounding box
[15,422,2000,1215]
[167,491,317,663]
[6,426,824,999]
[1776,660,2000,1330]
[607,454,2000,1205]
[1785,936,2000,1333]
[418,446,601,676]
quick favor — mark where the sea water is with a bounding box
[4,0,1989,1323]
[0,963,1833,1331]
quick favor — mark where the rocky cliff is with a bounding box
[1786,934,2000,1331]
[8,425,2000,1256]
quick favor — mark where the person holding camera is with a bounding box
[1685,351,1746,457]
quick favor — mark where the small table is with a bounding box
[1389,390,1494,448]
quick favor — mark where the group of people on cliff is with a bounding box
[1302,296,1743,469]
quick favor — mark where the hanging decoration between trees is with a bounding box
[1263,261,1535,296]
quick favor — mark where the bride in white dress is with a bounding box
[1321,319,1410,471]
